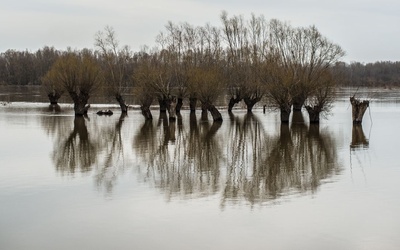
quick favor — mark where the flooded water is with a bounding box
[1,87,400,250]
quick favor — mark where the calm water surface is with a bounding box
[1,87,400,250]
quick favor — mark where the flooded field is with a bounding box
[1,86,400,249]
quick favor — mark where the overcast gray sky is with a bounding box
[1,0,399,63]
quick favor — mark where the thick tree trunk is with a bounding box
[69,91,90,116]
[292,100,304,111]
[243,97,261,113]
[228,96,242,112]
[350,97,369,124]
[292,95,306,111]
[189,97,197,113]
[176,97,183,114]
[140,104,153,120]
[201,102,208,120]
[158,97,168,113]
[207,104,223,122]
[280,106,291,123]
[116,94,128,113]
[305,105,321,123]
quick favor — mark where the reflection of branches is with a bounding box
[222,112,341,207]
[223,113,269,205]
[133,113,223,201]
[52,117,98,174]
[94,113,127,194]
[40,114,70,137]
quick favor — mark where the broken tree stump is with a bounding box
[350,97,369,124]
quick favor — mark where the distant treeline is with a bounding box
[334,61,400,87]
[1,46,399,87]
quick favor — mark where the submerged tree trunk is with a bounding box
[243,97,261,113]
[176,97,184,114]
[350,97,369,124]
[228,96,242,112]
[292,97,306,111]
[206,104,223,122]
[48,92,62,105]
[158,97,168,113]
[201,102,208,120]
[189,97,197,113]
[140,105,152,120]
[116,94,128,113]
[280,106,291,123]
[305,105,321,123]
[70,92,90,116]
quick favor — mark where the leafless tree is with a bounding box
[95,26,133,113]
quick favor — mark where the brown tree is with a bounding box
[43,50,103,116]
[95,26,133,113]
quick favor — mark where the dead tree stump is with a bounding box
[350,97,369,124]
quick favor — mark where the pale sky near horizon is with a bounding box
[1,0,399,63]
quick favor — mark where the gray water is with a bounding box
[1,87,400,250]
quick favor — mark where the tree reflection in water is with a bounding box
[94,113,127,193]
[51,116,98,174]
[134,111,341,206]
[43,113,129,194]
[223,112,341,207]
[133,113,223,201]
[350,124,369,150]
[43,110,342,205]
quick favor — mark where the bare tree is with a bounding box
[132,50,155,120]
[43,50,103,116]
[190,24,225,121]
[95,26,133,113]
[305,70,336,123]
[292,25,345,111]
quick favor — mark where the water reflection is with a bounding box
[47,104,61,113]
[350,125,369,150]
[52,117,98,174]
[223,112,341,207]
[42,111,342,204]
[133,113,223,201]
[94,113,127,193]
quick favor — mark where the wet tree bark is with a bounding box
[201,102,208,120]
[140,104,153,120]
[228,96,242,112]
[292,96,306,111]
[70,92,90,116]
[158,97,168,113]
[280,106,291,123]
[189,97,197,113]
[116,94,128,113]
[305,105,321,123]
[176,97,184,114]
[243,97,261,113]
[207,104,223,122]
[350,97,369,124]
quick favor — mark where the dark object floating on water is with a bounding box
[97,109,113,116]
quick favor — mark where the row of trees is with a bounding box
[2,49,397,89]
[335,61,400,87]
[2,12,347,123]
